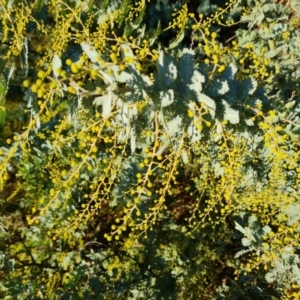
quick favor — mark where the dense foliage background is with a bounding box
[1,0,300,299]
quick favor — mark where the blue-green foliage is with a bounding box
[2,0,300,299]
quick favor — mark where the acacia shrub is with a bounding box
[0,0,300,299]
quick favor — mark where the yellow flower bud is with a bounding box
[36,79,43,87]
[71,63,79,73]
[109,53,117,62]
[22,79,31,88]
[31,84,38,93]
[67,86,76,94]
[66,58,72,66]
[37,89,44,98]
[37,70,46,79]
[188,109,194,118]
[49,81,57,89]
[90,69,98,79]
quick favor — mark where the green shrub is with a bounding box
[1,0,300,299]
